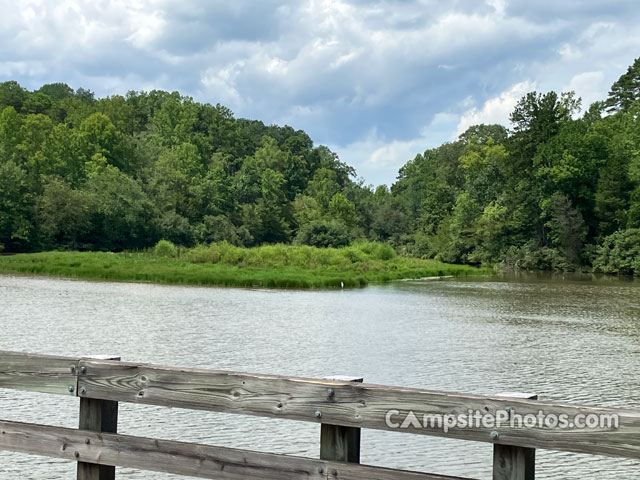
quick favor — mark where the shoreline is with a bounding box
[0,248,490,290]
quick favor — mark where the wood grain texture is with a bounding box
[493,393,536,480]
[3,351,640,465]
[0,351,79,396]
[77,355,121,480]
[76,359,640,459]
[77,397,119,480]
[321,376,362,463]
[0,420,469,480]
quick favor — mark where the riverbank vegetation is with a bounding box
[1,58,639,276]
[0,242,487,288]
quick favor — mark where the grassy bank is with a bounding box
[0,242,490,289]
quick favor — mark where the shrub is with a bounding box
[501,243,569,271]
[593,229,640,275]
[375,243,397,260]
[196,215,246,246]
[294,220,352,248]
[154,239,178,258]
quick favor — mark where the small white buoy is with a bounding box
[340,281,344,289]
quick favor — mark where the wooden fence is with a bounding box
[1,350,639,479]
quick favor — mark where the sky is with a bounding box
[1,1,640,186]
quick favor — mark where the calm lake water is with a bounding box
[1,273,639,479]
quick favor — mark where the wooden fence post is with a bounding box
[493,392,538,480]
[320,376,363,463]
[77,355,121,480]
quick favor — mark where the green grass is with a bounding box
[0,242,490,289]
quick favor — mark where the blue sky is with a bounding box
[2,0,639,186]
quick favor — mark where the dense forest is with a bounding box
[1,58,639,274]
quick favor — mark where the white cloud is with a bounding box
[333,112,459,185]
[0,60,46,77]
[486,0,507,17]
[366,113,458,168]
[457,81,536,135]
[125,8,167,49]
[201,63,245,109]
[565,71,605,108]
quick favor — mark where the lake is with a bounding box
[1,273,639,479]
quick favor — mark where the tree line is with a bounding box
[0,81,371,252]
[0,57,639,274]
[390,58,640,274]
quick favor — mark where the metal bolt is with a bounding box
[84,438,91,445]
[490,430,499,440]
[327,388,335,398]
[79,386,87,395]
[74,451,80,459]
[314,410,322,419]
[80,366,87,375]
[70,365,76,374]
[68,385,75,393]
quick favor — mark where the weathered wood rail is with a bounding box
[1,350,639,479]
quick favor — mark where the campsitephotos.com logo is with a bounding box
[385,409,619,434]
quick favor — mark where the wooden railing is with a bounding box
[1,350,639,479]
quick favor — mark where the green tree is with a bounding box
[307,168,340,209]
[542,193,587,264]
[84,165,154,250]
[474,200,510,262]
[75,112,130,172]
[440,192,483,263]
[148,142,204,222]
[593,229,640,275]
[22,92,52,115]
[509,91,581,167]
[37,83,74,100]
[96,95,136,135]
[606,57,640,112]
[594,141,633,237]
[458,124,508,145]
[255,168,290,243]
[328,193,356,227]
[196,214,249,246]
[0,160,32,250]
[292,194,322,227]
[0,107,22,157]
[371,198,409,243]
[151,93,198,147]
[0,81,27,111]
[38,177,92,248]
[294,219,351,247]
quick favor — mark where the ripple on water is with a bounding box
[1,273,639,479]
